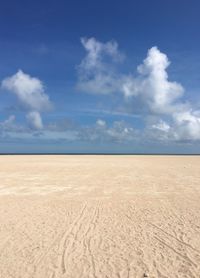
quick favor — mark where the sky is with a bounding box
[0,0,200,153]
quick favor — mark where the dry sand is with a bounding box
[0,155,200,278]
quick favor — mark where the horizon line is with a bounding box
[0,153,200,156]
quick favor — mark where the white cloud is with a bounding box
[96,119,106,128]
[106,121,136,142]
[2,70,52,130]
[0,115,29,140]
[0,115,16,132]
[2,70,51,111]
[77,37,124,94]
[1,39,200,144]
[78,40,184,114]
[79,119,137,143]
[26,111,43,130]
[148,119,173,141]
[80,37,123,69]
[77,38,200,142]
[152,120,170,132]
[121,46,184,114]
[129,47,200,141]
[2,115,15,126]
[147,111,200,142]
[0,116,79,142]
[173,110,200,140]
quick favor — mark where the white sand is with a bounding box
[0,155,200,277]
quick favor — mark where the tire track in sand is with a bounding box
[53,203,88,277]
[52,202,101,278]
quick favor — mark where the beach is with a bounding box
[0,155,200,277]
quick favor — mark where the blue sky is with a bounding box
[0,0,200,153]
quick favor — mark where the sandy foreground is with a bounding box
[0,155,200,278]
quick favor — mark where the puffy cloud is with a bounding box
[26,111,43,130]
[147,111,200,142]
[80,37,123,69]
[77,38,200,142]
[77,37,124,94]
[129,47,200,141]
[152,120,171,133]
[173,110,200,141]
[96,119,106,128]
[121,47,184,114]
[1,39,200,145]
[2,70,52,130]
[147,119,173,141]
[2,70,51,111]
[78,40,184,114]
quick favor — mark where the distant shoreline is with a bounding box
[0,153,200,156]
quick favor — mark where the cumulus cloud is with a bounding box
[80,37,123,69]
[147,119,173,141]
[78,39,185,115]
[2,70,51,111]
[147,110,200,142]
[96,119,106,128]
[26,111,43,130]
[77,38,200,142]
[1,70,52,130]
[77,37,124,94]
[172,110,200,141]
[122,47,184,114]
[152,120,170,133]
[132,47,200,141]
[1,38,200,144]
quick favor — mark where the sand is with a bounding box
[0,155,200,278]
